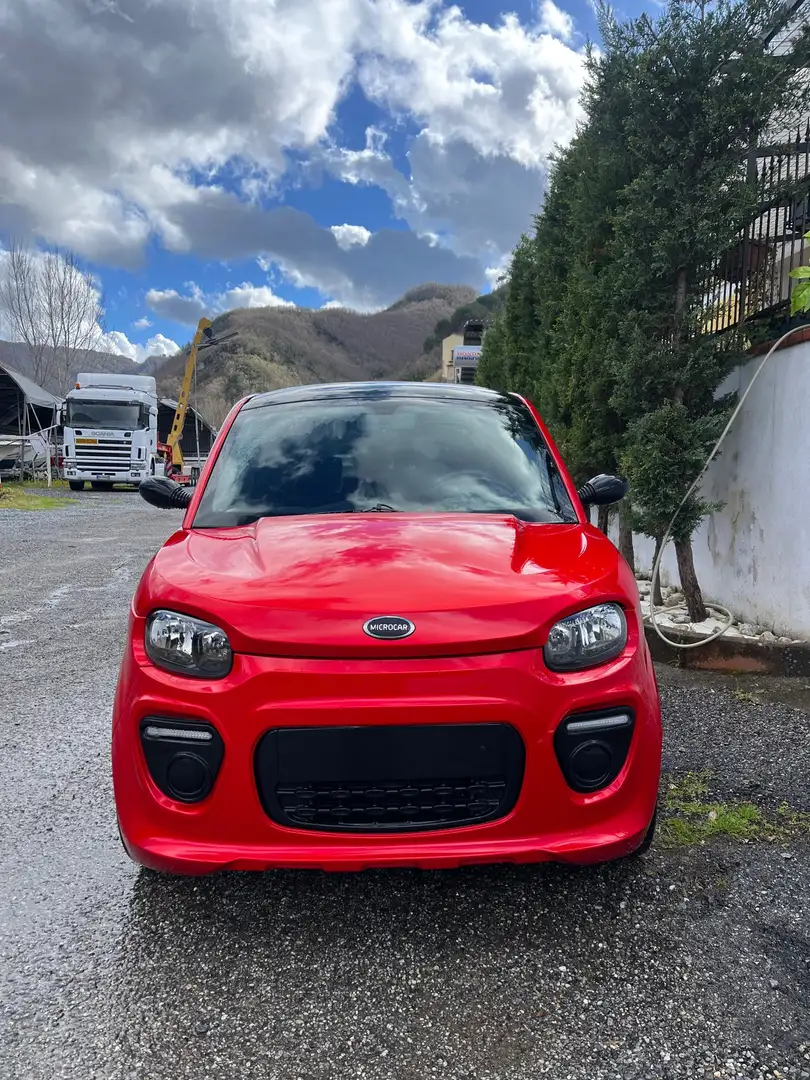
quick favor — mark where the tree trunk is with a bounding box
[651,535,665,607]
[618,500,635,572]
[675,537,707,623]
[597,505,610,535]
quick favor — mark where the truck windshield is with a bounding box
[65,400,147,430]
[193,393,578,527]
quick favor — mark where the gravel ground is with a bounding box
[1,489,809,1080]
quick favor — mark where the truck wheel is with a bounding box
[91,481,114,491]
[68,480,85,492]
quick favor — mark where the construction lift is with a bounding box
[159,316,236,485]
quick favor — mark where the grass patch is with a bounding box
[733,689,763,706]
[660,770,810,848]
[0,485,66,511]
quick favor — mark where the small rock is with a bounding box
[738,623,758,637]
[195,1022,210,1035]
[665,594,684,608]
[762,631,777,643]
[769,979,779,990]
[781,852,793,860]
[778,637,793,645]
[670,614,691,625]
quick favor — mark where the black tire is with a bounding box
[91,481,113,491]
[68,480,85,492]
[630,804,658,857]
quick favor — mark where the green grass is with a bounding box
[660,771,810,848]
[0,484,66,511]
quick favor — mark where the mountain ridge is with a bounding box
[157,283,479,423]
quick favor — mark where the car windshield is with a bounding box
[192,393,578,528]
[66,400,146,430]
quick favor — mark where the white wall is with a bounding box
[611,337,810,638]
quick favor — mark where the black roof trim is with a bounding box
[243,380,509,410]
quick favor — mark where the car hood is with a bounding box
[137,514,637,659]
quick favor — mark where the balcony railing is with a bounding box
[702,119,810,336]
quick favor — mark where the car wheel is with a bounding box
[629,804,658,857]
[68,480,85,492]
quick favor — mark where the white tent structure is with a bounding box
[0,363,62,482]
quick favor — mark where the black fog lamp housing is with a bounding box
[139,718,225,803]
[553,708,635,794]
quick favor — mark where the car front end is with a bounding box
[113,383,662,875]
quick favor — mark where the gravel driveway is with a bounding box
[1,490,808,1080]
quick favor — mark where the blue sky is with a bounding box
[0,0,660,361]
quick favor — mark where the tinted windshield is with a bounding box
[66,400,147,430]
[194,394,577,528]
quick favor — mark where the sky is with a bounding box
[0,0,660,362]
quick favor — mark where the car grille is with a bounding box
[73,440,133,470]
[277,778,509,828]
[255,723,525,833]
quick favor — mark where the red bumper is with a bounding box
[112,631,662,875]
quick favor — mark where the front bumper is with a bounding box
[65,466,146,482]
[112,634,662,875]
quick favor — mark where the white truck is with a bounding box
[62,373,160,491]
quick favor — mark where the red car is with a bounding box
[113,381,662,875]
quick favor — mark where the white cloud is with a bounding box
[221,283,295,310]
[101,330,180,363]
[538,0,575,41]
[320,130,547,265]
[0,0,586,294]
[146,280,295,325]
[330,224,372,250]
[485,257,511,290]
[133,316,152,329]
[357,4,585,168]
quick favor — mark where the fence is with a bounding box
[702,119,810,335]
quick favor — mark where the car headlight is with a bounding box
[145,609,233,678]
[544,603,627,672]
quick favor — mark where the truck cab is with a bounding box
[62,373,159,491]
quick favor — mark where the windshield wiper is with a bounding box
[361,503,400,512]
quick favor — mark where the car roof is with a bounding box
[243,380,511,411]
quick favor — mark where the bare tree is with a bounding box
[41,248,105,393]
[0,242,106,393]
[0,241,53,386]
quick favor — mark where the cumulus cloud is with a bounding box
[0,0,585,293]
[146,279,295,326]
[331,224,372,250]
[538,0,575,41]
[156,193,482,309]
[101,330,180,363]
[133,316,152,329]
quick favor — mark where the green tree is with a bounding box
[482,0,810,620]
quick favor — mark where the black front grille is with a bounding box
[277,778,508,828]
[255,723,524,833]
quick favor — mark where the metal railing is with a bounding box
[701,119,810,336]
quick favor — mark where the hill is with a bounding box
[157,283,478,424]
[0,340,164,396]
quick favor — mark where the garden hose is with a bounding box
[649,322,809,649]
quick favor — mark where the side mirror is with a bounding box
[577,474,628,507]
[139,475,193,510]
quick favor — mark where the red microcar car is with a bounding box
[112,381,662,876]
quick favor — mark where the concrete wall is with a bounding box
[610,337,810,638]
